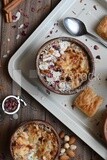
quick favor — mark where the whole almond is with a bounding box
[59,155,70,160]
[69,136,76,145]
[66,149,75,158]
[59,131,65,139]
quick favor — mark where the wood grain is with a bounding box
[0,0,104,159]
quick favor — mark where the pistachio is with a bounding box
[69,136,76,145]
[59,155,70,160]
[66,149,75,158]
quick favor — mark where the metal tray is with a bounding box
[8,0,107,158]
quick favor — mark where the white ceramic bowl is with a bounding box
[2,95,20,115]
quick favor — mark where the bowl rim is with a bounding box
[104,116,107,143]
[10,120,61,160]
[36,37,95,95]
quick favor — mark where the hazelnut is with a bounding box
[69,136,76,145]
[66,149,75,158]
[59,131,65,139]
[70,144,77,150]
[64,135,70,142]
[64,143,70,149]
[60,148,66,155]
[59,155,70,160]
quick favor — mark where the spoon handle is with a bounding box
[87,32,107,48]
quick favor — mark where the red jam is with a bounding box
[4,98,18,112]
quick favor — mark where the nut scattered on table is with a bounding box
[59,131,77,160]
[59,154,70,160]
[66,149,75,158]
[69,136,76,144]
[64,143,70,149]
[70,144,77,150]
[64,135,70,142]
[59,131,65,139]
[60,148,66,154]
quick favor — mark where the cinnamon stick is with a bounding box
[3,0,9,6]
[3,0,12,23]
[4,0,24,13]
[6,12,12,23]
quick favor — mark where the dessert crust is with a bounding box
[73,87,103,117]
[96,16,107,40]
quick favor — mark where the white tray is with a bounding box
[8,0,107,159]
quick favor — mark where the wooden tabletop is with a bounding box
[0,0,104,159]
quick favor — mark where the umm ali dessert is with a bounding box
[36,38,94,94]
[10,121,60,160]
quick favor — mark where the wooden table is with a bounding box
[0,0,104,159]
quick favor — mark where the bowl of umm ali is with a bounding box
[36,37,94,95]
[10,120,60,160]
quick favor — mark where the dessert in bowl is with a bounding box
[36,37,94,95]
[10,120,60,160]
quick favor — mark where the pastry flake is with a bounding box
[96,16,107,40]
[73,87,103,117]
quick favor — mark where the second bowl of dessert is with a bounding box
[10,120,60,160]
[36,37,94,95]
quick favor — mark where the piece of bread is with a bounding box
[73,87,103,117]
[96,16,107,40]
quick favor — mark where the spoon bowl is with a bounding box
[63,17,87,36]
[63,17,107,48]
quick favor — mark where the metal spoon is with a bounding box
[63,17,107,48]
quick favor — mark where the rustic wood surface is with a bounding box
[0,0,104,159]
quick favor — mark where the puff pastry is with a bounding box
[73,87,103,117]
[96,16,107,40]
